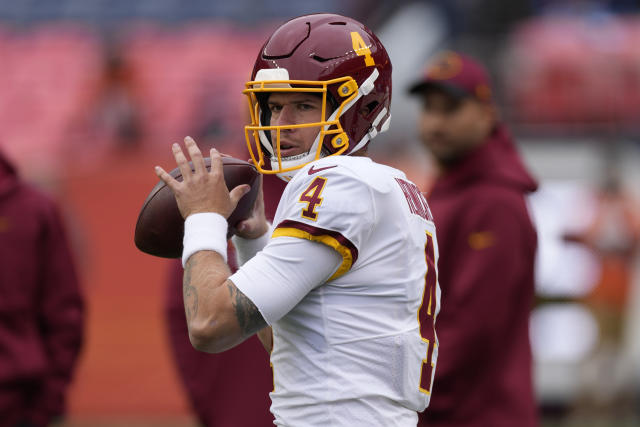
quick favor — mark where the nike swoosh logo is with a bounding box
[308,164,337,175]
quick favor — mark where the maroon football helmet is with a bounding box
[243,13,392,179]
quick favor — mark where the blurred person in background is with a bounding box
[0,148,84,427]
[69,40,143,161]
[165,172,286,427]
[564,162,640,408]
[90,45,142,150]
[566,166,640,342]
[408,51,539,427]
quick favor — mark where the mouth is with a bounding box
[426,134,449,148]
[277,141,302,158]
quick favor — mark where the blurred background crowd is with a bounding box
[1,0,639,426]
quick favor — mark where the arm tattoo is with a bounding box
[227,282,266,337]
[183,259,198,322]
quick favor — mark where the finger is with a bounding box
[209,147,224,178]
[155,166,179,192]
[229,184,251,207]
[172,143,192,182]
[184,136,206,175]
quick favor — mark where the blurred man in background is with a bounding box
[0,148,84,427]
[408,51,539,427]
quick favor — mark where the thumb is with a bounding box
[229,184,251,206]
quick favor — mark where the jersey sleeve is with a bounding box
[271,166,376,280]
[229,236,342,324]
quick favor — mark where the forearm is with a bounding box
[184,251,241,352]
[183,250,229,321]
[231,225,271,266]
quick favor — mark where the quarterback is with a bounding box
[156,14,441,426]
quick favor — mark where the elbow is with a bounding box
[188,327,212,353]
[187,318,233,353]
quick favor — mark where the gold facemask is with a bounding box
[243,76,359,176]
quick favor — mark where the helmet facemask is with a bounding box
[244,69,360,180]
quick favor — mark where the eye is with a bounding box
[298,103,315,111]
[444,99,461,113]
[268,104,282,113]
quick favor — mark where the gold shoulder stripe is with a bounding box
[272,227,353,280]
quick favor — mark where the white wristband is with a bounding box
[182,213,228,268]
[231,223,272,266]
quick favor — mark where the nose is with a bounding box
[273,104,297,127]
[420,110,446,132]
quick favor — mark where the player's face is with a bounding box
[418,89,494,167]
[267,92,326,158]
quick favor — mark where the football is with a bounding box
[134,156,260,258]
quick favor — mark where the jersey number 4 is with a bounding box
[299,177,327,221]
[419,231,438,395]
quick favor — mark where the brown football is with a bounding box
[134,156,260,258]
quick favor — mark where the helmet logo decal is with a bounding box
[427,51,462,80]
[351,32,375,67]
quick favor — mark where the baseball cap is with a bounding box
[408,51,493,102]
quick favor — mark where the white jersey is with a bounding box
[231,156,441,426]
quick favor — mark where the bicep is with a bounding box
[183,251,262,353]
[229,236,343,324]
[225,279,267,338]
[185,275,265,353]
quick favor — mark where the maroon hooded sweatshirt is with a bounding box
[419,125,539,427]
[0,152,84,427]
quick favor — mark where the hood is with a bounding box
[432,124,538,194]
[0,150,19,198]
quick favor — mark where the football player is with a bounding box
[156,13,441,426]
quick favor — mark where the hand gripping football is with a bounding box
[134,156,260,258]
